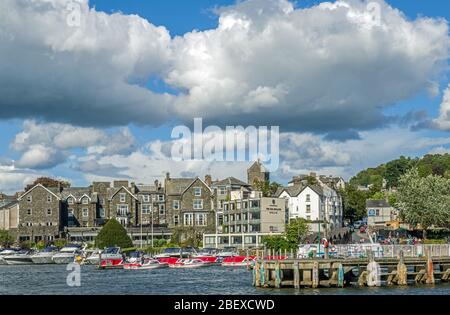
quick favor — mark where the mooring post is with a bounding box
[255,260,261,287]
[312,261,319,288]
[337,263,345,288]
[275,261,281,288]
[293,261,300,289]
[397,250,408,286]
[426,249,435,285]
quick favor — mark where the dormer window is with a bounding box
[194,187,201,197]
[119,193,126,203]
[67,197,74,205]
[82,197,89,205]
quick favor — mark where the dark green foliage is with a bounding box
[253,180,282,197]
[263,218,309,250]
[0,229,14,247]
[95,219,133,249]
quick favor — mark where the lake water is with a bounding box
[1,265,450,295]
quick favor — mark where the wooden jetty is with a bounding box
[252,251,450,289]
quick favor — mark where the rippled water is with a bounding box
[1,265,449,295]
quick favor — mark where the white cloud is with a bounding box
[0,0,448,134]
[433,84,450,131]
[0,163,44,194]
[11,120,137,169]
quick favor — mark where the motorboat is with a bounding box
[30,247,58,264]
[126,251,145,264]
[124,258,169,270]
[169,258,212,269]
[218,247,239,258]
[3,250,33,265]
[154,247,182,258]
[85,247,122,265]
[180,247,198,258]
[99,258,124,269]
[52,245,81,264]
[0,249,18,265]
[82,249,102,265]
[195,248,219,258]
[221,256,255,267]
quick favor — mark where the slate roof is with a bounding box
[165,178,195,196]
[275,184,323,197]
[0,200,18,210]
[212,177,250,187]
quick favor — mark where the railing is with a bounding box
[330,244,450,259]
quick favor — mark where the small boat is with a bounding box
[123,259,169,270]
[218,246,239,258]
[30,247,58,264]
[221,256,255,267]
[99,258,124,269]
[195,248,219,258]
[169,258,212,269]
[85,247,122,265]
[3,250,33,265]
[154,247,182,259]
[52,245,81,264]
[0,249,18,265]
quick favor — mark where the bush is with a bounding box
[54,239,67,248]
[0,229,14,247]
[95,219,133,249]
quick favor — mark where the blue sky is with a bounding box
[0,0,449,193]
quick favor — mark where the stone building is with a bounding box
[16,184,63,242]
[108,181,139,227]
[247,160,270,186]
[134,180,166,226]
[165,173,215,242]
[61,187,99,228]
[0,200,19,232]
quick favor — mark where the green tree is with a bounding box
[370,191,385,200]
[0,230,14,247]
[396,168,450,239]
[340,185,368,222]
[95,219,133,249]
[263,218,309,251]
[254,180,282,197]
[384,156,415,188]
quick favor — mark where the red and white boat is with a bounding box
[123,259,169,270]
[221,256,255,267]
[169,258,212,269]
[99,258,124,269]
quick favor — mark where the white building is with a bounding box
[276,182,343,234]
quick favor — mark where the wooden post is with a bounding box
[426,250,435,285]
[255,260,261,287]
[337,263,345,288]
[264,262,269,287]
[293,261,300,289]
[275,261,281,288]
[397,250,408,286]
[260,261,266,287]
[312,261,319,288]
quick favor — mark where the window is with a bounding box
[306,205,311,213]
[100,198,105,205]
[193,199,203,210]
[67,197,74,205]
[243,201,248,209]
[236,214,241,221]
[306,215,311,221]
[47,209,52,216]
[158,195,165,202]
[236,225,241,232]
[27,209,32,215]
[27,195,32,203]
[172,200,180,210]
[218,186,226,195]
[376,209,380,216]
[173,215,179,226]
[82,197,89,205]
[184,213,194,226]
[143,195,150,203]
[194,187,201,197]
[99,208,105,218]
[306,194,311,202]
[68,208,74,217]
[46,222,54,226]
[195,213,207,226]
[82,208,89,217]
[47,195,52,202]
[159,204,165,215]
[25,222,32,227]
[117,204,128,216]
[142,205,151,214]
[119,193,126,203]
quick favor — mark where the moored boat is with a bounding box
[3,250,33,265]
[169,258,212,269]
[52,245,81,264]
[99,258,124,269]
[221,256,255,267]
[85,247,122,265]
[154,247,182,259]
[0,249,18,265]
[124,259,169,270]
[30,247,58,264]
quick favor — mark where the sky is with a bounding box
[0,0,449,193]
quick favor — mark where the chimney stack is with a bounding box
[205,174,212,187]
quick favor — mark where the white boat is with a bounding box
[169,258,211,269]
[124,259,169,270]
[0,249,18,265]
[85,247,122,265]
[194,248,219,258]
[52,245,81,264]
[4,250,33,265]
[218,247,239,258]
[154,247,182,259]
[30,247,58,264]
